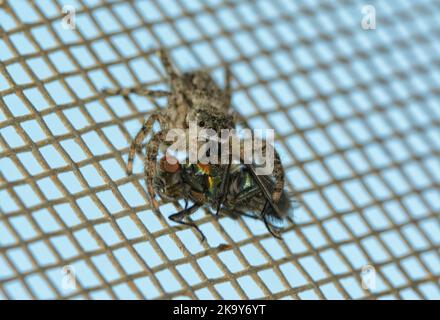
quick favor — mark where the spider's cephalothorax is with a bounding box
[103,49,287,241]
[187,106,235,132]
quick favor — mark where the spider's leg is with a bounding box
[102,87,170,99]
[224,66,232,108]
[145,131,166,214]
[253,137,285,203]
[169,204,206,242]
[127,112,165,175]
[269,144,284,203]
[239,142,284,219]
[244,163,283,218]
[157,48,191,111]
[157,48,179,80]
[157,49,185,93]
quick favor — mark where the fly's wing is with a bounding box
[244,164,286,219]
[225,166,291,225]
[248,173,291,226]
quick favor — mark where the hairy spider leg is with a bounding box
[127,113,167,175]
[102,87,170,99]
[146,131,167,214]
[157,49,192,115]
[225,66,232,109]
[239,139,285,219]
[239,137,285,203]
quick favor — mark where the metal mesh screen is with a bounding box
[0,0,439,300]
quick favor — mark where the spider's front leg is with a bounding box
[145,131,167,214]
[157,48,179,81]
[127,112,167,175]
[238,138,285,217]
[249,137,285,203]
[224,66,233,109]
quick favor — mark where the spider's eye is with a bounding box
[198,120,205,127]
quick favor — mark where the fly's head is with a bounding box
[153,155,184,201]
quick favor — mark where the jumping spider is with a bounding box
[103,49,286,240]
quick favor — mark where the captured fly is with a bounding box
[154,155,297,241]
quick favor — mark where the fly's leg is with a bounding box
[215,160,232,216]
[222,191,283,239]
[219,208,260,220]
[260,201,282,239]
[215,136,236,215]
[169,204,206,242]
[234,184,262,203]
[219,206,281,239]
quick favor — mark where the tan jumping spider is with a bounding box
[103,49,286,239]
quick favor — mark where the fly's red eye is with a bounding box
[160,155,180,173]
